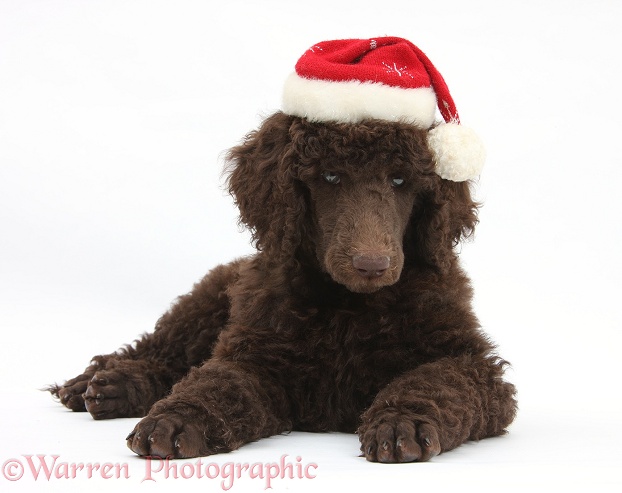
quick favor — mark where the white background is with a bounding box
[1,0,621,491]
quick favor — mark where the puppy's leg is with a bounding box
[358,355,517,463]
[126,360,290,458]
[48,261,243,419]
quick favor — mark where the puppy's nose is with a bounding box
[352,255,390,278]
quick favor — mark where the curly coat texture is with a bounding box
[49,112,517,463]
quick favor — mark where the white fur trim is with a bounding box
[282,72,437,125]
[428,123,486,182]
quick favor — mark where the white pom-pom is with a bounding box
[427,123,486,182]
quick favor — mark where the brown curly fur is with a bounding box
[48,112,517,463]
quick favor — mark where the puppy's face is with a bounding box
[295,120,435,293]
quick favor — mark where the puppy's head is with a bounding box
[227,113,478,292]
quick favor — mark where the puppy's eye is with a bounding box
[390,176,405,188]
[321,171,341,185]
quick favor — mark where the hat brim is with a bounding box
[282,72,437,126]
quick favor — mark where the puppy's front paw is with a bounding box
[126,411,224,459]
[360,417,441,463]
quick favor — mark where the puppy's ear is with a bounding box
[410,179,479,272]
[226,112,307,258]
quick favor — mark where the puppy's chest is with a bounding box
[279,309,423,431]
[294,308,421,386]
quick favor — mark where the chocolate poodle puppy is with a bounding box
[49,37,516,463]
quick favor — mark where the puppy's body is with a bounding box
[50,114,516,462]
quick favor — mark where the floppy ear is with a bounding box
[410,179,479,272]
[226,112,308,258]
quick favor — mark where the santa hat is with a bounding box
[282,37,485,182]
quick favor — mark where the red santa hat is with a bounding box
[282,37,485,182]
